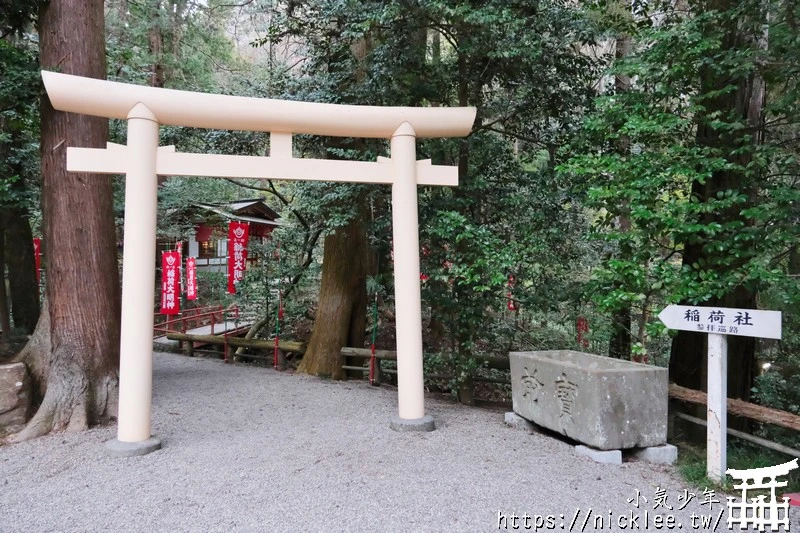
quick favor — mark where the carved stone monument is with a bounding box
[509,350,668,450]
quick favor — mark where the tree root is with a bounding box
[9,376,89,442]
[7,368,118,443]
[13,298,51,399]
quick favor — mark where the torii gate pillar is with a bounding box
[389,123,433,430]
[106,104,162,456]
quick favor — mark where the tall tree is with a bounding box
[3,204,39,333]
[268,4,388,378]
[266,0,598,384]
[298,213,370,378]
[668,0,767,401]
[12,0,120,440]
[0,200,9,339]
[607,1,634,360]
[565,0,799,405]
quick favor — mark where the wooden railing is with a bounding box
[153,305,239,337]
[165,331,305,365]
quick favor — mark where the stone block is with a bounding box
[510,350,668,450]
[0,362,32,431]
[390,415,435,432]
[504,411,537,431]
[632,444,678,465]
[105,437,162,458]
[575,445,622,465]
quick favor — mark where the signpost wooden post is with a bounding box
[658,305,782,482]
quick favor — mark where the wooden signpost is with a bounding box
[658,305,782,482]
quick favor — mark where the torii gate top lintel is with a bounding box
[42,71,476,139]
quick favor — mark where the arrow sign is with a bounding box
[658,305,782,340]
[659,304,781,483]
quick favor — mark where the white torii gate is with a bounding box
[42,71,476,456]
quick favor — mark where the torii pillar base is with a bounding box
[105,437,162,458]
[390,415,435,432]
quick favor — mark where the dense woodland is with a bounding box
[1,0,798,452]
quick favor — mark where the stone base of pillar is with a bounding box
[389,414,435,432]
[104,437,162,458]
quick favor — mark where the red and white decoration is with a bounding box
[227,221,250,294]
[186,257,197,301]
[160,251,181,315]
[33,238,41,283]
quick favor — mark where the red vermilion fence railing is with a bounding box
[153,305,240,338]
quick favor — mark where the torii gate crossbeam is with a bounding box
[41,71,476,457]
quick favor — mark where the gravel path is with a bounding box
[1,352,797,532]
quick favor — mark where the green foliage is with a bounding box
[678,441,800,492]
[562,0,800,364]
[0,36,41,220]
[6,0,798,420]
[0,0,42,37]
[106,0,244,90]
[254,0,602,393]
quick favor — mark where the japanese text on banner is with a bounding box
[160,251,181,315]
[186,257,197,301]
[227,221,249,294]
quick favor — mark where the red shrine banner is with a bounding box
[227,221,249,294]
[576,316,589,349]
[507,274,518,312]
[186,257,197,301]
[160,251,181,315]
[175,241,183,294]
[32,238,41,283]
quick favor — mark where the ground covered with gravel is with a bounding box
[1,352,797,532]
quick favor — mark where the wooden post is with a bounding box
[707,333,727,482]
[372,359,382,387]
[658,305,783,480]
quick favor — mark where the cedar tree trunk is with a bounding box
[11,0,121,441]
[298,217,369,379]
